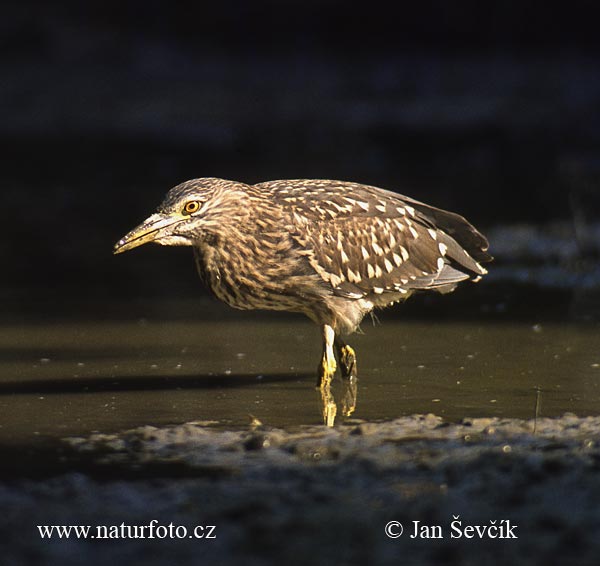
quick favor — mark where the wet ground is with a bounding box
[1,316,599,445]
[4,413,600,565]
[2,306,600,565]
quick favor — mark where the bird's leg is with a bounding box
[316,324,337,427]
[335,337,358,417]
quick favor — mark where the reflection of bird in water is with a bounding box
[115,178,491,425]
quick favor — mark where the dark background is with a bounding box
[3,0,600,320]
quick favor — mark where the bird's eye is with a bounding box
[183,201,200,215]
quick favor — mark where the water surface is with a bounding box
[0,318,598,445]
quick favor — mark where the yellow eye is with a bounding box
[183,201,200,215]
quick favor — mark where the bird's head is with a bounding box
[113,177,248,254]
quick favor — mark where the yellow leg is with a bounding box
[316,324,337,426]
[336,340,358,417]
[338,343,357,379]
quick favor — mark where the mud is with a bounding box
[3,414,600,565]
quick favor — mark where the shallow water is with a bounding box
[0,317,599,445]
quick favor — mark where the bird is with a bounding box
[114,178,491,426]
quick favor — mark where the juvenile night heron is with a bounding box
[114,178,491,425]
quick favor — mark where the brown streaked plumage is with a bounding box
[114,178,492,425]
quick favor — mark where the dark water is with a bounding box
[1,317,599,445]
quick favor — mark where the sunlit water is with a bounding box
[1,318,599,445]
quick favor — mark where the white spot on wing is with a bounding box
[330,201,352,213]
[399,246,409,261]
[384,258,394,273]
[347,268,361,283]
[372,242,384,255]
[330,273,342,287]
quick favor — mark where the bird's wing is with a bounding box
[260,179,490,299]
[293,208,487,300]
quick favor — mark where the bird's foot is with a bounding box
[338,344,357,380]
[338,344,358,417]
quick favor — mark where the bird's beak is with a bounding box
[113,213,181,254]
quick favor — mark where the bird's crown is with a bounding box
[156,177,237,214]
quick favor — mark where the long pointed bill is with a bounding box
[113,213,181,254]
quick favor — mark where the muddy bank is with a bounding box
[3,414,600,565]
